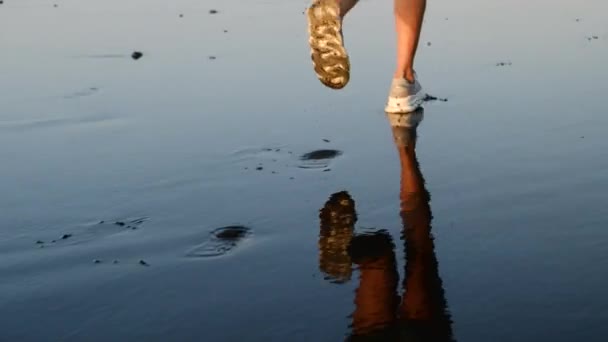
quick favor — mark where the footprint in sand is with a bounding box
[64,87,99,99]
[297,149,342,169]
[36,218,148,247]
[186,226,251,258]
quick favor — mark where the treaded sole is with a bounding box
[306,0,350,89]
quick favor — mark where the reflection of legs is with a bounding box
[394,0,426,82]
[348,232,399,340]
[391,119,454,341]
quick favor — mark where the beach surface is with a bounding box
[1,0,608,341]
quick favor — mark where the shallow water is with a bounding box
[2,0,608,341]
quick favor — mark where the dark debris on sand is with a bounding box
[139,259,149,266]
[424,94,448,102]
[131,51,143,60]
[496,61,512,67]
[209,9,218,14]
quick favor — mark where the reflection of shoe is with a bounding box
[318,191,357,283]
[385,76,425,113]
[387,110,424,148]
[386,109,424,128]
[307,0,350,89]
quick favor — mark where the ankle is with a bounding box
[393,69,416,83]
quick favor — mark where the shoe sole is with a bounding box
[306,0,350,89]
[384,93,426,114]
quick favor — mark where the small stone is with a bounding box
[209,9,218,14]
[209,56,216,60]
[99,220,105,224]
[427,42,432,46]
[0,1,4,5]
[53,4,58,7]
[131,51,143,60]
[113,260,119,264]
[289,177,295,180]
[61,234,72,240]
[271,171,277,174]
[256,166,263,171]
[93,259,102,264]
[323,139,330,143]
[223,30,228,33]
[179,14,184,18]
[36,240,44,244]
[115,221,126,227]
[139,260,149,266]
[323,168,331,172]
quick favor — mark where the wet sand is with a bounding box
[2,0,608,341]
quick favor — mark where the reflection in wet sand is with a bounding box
[318,191,357,283]
[318,110,454,341]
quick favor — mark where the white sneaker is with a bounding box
[384,76,425,113]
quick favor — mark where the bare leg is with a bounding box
[338,0,359,18]
[394,0,426,83]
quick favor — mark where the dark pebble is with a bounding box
[131,51,143,60]
[53,4,57,7]
[93,259,102,264]
[223,30,228,33]
[115,221,126,227]
[427,42,432,46]
[256,166,263,171]
[209,56,216,60]
[289,177,295,180]
[179,14,184,18]
[99,220,105,224]
[323,168,331,172]
[61,234,72,240]
[113,260,120,264]
[139,260,149,266]
[271,171,277,174]
[323,139,330,143]
[209,9,218,14]
[36,240,44,244]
